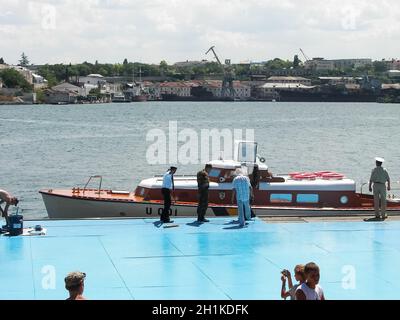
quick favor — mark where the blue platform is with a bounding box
[1,217,400,300]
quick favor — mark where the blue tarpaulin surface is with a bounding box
[1,217,399,300]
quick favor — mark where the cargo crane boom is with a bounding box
[205,46,235,99]
[205,46,223,66]
[299,48,310,62]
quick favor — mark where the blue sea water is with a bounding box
[1,102,399,219]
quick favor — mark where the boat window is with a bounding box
[297,194,319,203]
[270,194,293,203]
[340,196,349,204]
[208,169,221,178]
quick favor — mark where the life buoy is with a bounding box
[289,172,303,178]
[292,173,317,180]
[321,172,345,180]
[314,171,334,177]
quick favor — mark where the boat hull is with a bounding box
[40,191,400,219]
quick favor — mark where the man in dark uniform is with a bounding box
[249,164,260,219]
[196,164,212,223]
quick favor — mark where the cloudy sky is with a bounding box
[1,0,400,65]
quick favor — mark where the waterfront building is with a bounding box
[159,82,191,97]
[388,70,400,79]
[100,82,122,96]
[305,58,372,71]
[267,76,311,86]
[43,89,78,104]
[233,81,251,99]
[333,59,372,69]
[75,74,107,95]
[318,77,361,85]
[142,81,161,100]
[385,59,400,71]
[304,58,335,71]
[32,73,48,89]
[201,80,251,99]
[78,74,106,86]
[43,82,84,104]
[51,82,86,96]
[260,82,315,91]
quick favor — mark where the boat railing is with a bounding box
[154,175,196,180]
[83,175,103,195]
[360,181,400,199]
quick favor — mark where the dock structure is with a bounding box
[1,217,400,300]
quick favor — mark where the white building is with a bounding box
[202,80,251,99]
[318,77,361,85]
[304,58,335,71]
[100,82,121,95]
[233,81,251,99]
[332,59,372,69]
[305,58,372,71]
[388,70,400,78]
[159,82,191,97]
[32,73,48,89]
[77,74,107,94]
[385,60,400,71]
[267,76,311,86]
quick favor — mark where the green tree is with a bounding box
[123,58,128,65]
[19,52,30,66]
[89,88,101,98]
[293,55,301,68]
[265,58,292,70]
[0,68,32,91]
[35,89,46,103]
[373,61,387,74]
[0,57,4,64]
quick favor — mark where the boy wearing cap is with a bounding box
[369,157,391,220]
[65,271,87,300]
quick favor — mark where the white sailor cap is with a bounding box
[375,157,385,163]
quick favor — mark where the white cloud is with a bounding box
[0,0,399,64]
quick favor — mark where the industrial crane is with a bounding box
[205,46,235,99]
[299,48,310,62]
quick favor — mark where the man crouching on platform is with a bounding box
[197,164,212,223]
[0,189,19,232]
